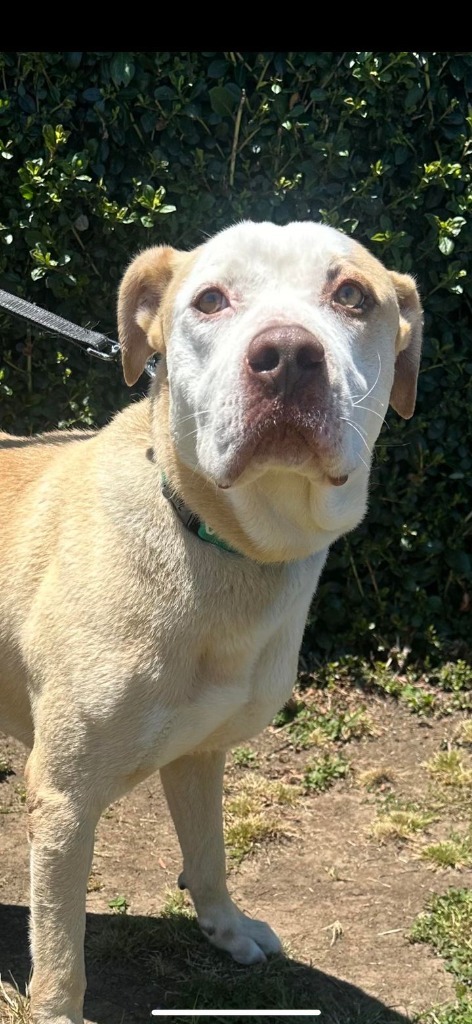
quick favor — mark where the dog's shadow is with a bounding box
[1,902,413,1023]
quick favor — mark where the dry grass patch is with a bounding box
[227,772,302,807]
[454,719,472,747]
[425,749,472,788]
[421,832,472,870]
[0,980,31,1024]
[86,868,103,893]
[357,766,396,791]
[369,804,436,843]
[224,772,301,863]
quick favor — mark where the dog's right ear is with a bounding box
[117,246,177,386]
[389,271,423,419]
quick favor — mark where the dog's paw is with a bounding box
[198,903,282,965]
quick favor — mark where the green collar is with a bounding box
[161,473,238,555]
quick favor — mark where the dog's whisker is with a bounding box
[351,352,382,406]
[350,394,384,404]
[345,418,368,439]
[178,426,201,444]
[340,416,373,457]
[175,409,213,427]
[351,404,386,423]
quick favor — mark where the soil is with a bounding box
[1,695,470,1023]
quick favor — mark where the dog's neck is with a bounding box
[151,382,370,564]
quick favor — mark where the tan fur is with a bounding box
[118,246,199,383]
[0,222,422,1023]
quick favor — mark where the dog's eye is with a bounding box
[194,289,229,315]
[334,282,366,310]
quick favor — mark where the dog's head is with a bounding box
[118,222,422,558]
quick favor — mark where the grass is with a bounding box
[455,720,472,747]
[430,661,472,714]
[274,704,374,749]
[231,746,259,768]
[411,888,472,1023]
[433,660,472,693]
[417,1001,472,1023]
[224,801,278,863]
[224,772,301,863]
[357,766,395,790]
[421,832,472,869]
[422,748,472,820]
[82,885,416,1018]
[303,753,349,792]
[108,894,129,914]
[0,981,30,1024]
[86,905,196,972]
[85,902,421,1019]
[369,800,436,843]
[298,653,472,717]
[410,888,472,984]
[400,684,437,715]
[86,868,103,893]
[425,750,472,789]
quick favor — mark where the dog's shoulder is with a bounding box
[0,427,97,523]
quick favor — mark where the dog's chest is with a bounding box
[133,550,324,770]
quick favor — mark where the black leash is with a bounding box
[1,286,236,553]
[0,287,156,378]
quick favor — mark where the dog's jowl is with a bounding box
[0,221,422,1023]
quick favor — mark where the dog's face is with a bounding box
[118,222,422,548]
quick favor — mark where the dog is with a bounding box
[0,220,422,1023]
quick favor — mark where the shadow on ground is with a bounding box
[1,903,413,1024]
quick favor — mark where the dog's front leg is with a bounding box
[26,751,97,1024]
[160,751,282,964]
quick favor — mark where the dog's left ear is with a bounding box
[389,271,423,419]
[117,246,178,386]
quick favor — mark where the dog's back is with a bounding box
[0,429,95,744]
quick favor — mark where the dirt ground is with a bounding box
[0,688,470,1023]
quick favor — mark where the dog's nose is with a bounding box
[246,325,325,397]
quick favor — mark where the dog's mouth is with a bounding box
[217,404,347,488]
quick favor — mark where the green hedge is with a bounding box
[0,52,471,659]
